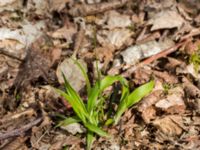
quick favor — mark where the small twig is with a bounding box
[0,108,35,124]
[0,117,43,141]
[0,48,23,61]
[141,40,186,65]
[181,28,200,41]
[1,137,28,150]
[122,40,187,77]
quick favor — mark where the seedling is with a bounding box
[55,60,154,150]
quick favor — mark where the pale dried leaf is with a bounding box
[49,0,70,12]
[153,115,183,136]
[0,0,22,12]
[56,58,87,92]
[121,38,174,65]
[50,134,82,150]
[87,0,101,4]
[51,26,77,45]
[60,123,86,135]
[148,10,185,31]
[155,87,186,114]
[97,28,133,49]
[0,21,45,60]
[105,10,132,29]
[27,0,49,15]
[141,106,156,123]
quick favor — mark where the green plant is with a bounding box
[55,60,154,150]
[190,53,200,73]
[189,45,200,73]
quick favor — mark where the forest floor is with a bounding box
[0,0,200,149]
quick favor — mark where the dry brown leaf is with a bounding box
[1,137,28,150]
[50,48,62,66]
[105,10,132,29]
[49,0,70,12]
[0,0,22,12]
[153,115,183,136]
[138,91,160,112]
[141,106,156,123]
[132,67,152,85]
[69,0,129,17]
[179,0,200,15]
[148,9,185,31]
[95,45,115,70]
[153,70,178,84]
[97,28,133,49]
[182,77,200,98]
[183,40,200,55]
[137,80,163,123]
[155,87,186,114]
[49,134,82,150]
[51,25,77,45]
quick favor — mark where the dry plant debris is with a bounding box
[0,0,200,149]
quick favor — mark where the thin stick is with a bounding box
[122,40,187,77]
[0,48,23,61]
[141,40,186,65]
[0,117,43,141]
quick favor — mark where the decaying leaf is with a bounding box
[141,106,156,123]
[97,28,133,49]
[153,115,183,137]
[182,77,200,98]
[60,123,86,135]
[153,70,178,84]
[0,21,45,60]
[49,0,71,12]
[0,137,27,150]
[148,10,185,31]
[105,10,132,29]
[95,45,115,70]
[27,0,49,15]
[155,87,186,114]
[69,0,129,17]
[51,25,77,45]
[0,0,22,12]
[49,134,83,150]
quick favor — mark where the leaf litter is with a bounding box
[0,0,200,149]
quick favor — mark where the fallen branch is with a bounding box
[0,48,23,61]
[0,117,43,141]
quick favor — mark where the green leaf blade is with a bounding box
[100,75,128,91]
[127,80,155,107]
[56,116,81,128]
[84,122,110,138]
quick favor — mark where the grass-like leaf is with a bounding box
[55,62,154,150]
[114,80,154,124]
[56,116,81,128]
[72,59,91,94]
[84,122,110,137]
[87,131,95,150]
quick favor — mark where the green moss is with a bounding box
[189,45,200,73]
